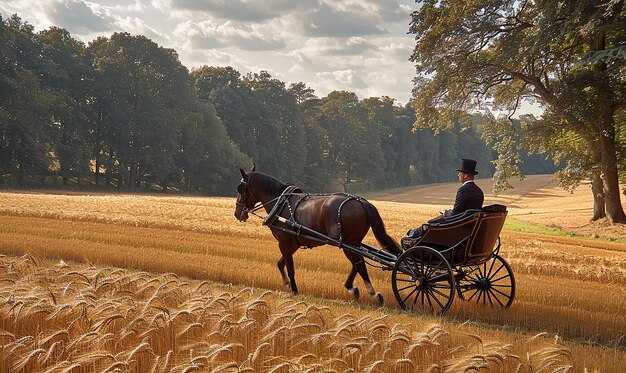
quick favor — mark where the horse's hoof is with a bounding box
[348,287,360,301]
[371,292,384,305]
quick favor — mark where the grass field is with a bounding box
[0,177,625,372]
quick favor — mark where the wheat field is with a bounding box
[0,181,624,372]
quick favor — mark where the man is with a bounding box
[441,158,484,217]
[404,158,484,243]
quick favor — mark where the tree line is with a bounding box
[0,14,556,196]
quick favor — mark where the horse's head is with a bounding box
[235,165,257,222]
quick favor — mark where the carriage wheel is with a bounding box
[391,246,455,315]
[456,254,515,308]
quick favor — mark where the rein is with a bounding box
[236,200,269,220]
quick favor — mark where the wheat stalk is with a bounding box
[124,341,155,363]
[10,347,45,371]
[150,350,174,373]
[208,362,238,372]
[207,343,244,361]
[101,361,128,372]
[248,341,271,365]
[176,322,204,339]
[265,361,296,373]
[363,359,386,373]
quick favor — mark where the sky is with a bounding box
[0,0,420,105]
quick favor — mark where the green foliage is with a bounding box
[410,0,625,221]
[0,13,557,195]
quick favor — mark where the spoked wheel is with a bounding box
[391,246,455,315]
[456,254,515,308]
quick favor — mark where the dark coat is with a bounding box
[451,181,484,215]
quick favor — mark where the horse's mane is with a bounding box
[248,172,289,196]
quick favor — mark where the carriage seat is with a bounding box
[401,204,508,266]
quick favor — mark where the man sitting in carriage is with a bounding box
[402,158,484,249]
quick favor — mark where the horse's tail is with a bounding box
[363,201,401,255]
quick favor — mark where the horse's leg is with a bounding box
[343,258,360,301]
[344,251,383,305]
[277,256,290,290]
[279,241,298,294]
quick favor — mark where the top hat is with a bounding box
[456,158,479,175]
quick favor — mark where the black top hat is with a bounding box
[456,158,479,175]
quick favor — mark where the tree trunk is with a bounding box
[105,153,113,187]
[95,155,100,187]
[591,171,606,221]
[598,113,626,223]
[592,31,625,224]
[128,159,136,190]
[95,110,102,187]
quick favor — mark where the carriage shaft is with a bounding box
[274,216,398,269]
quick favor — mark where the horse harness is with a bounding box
[262,187,366,249]
[238,176,367,248]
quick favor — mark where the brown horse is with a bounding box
[234,166,401,304]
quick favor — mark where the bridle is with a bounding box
[235,178,269,220]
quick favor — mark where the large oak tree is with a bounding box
[409,0,625,222]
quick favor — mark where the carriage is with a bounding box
[235,168,515,315]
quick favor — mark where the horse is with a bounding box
[234,165,402,304]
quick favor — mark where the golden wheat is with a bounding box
[0,189,625,371]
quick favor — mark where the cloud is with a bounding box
[112,16,170,44]
[300,37,376,57]
[174,20,285,51]
[295,2,388,38]
[0,0,54,30]
[344,0,411,23]
[317,69,368,90]
[183,48,238,68]
[45,0,110,34]
[107,0,147,13]
[158,0,313,22]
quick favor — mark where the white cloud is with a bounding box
[298,37,375,57]
[173,20,285,51]
[317,69,368,90]
[113,16,170,43]
[46,0,110,34]
[294,2,388,38]
[105,0,147,13]
[0,0,52,29]
[157,0,314,22]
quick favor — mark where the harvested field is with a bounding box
[0,175,624,371]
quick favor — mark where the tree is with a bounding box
[176,100,251,195]
[87,33,192,190]
[37,27,91,186]
[289,82,317,105]
[0,15,56,187]
[319,91,385,189]
[242,71,306,184]
[362,97,402,187]
[288,83,330,192]
[409,0,625,223]
[191,67,259,161]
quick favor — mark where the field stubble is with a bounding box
[0,189,625,371]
